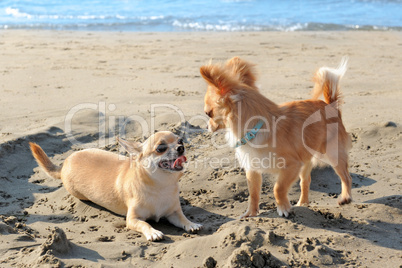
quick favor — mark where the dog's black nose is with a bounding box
[177,145,185,155]
[205,110,213,118]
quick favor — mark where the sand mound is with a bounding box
[39,227,71,255]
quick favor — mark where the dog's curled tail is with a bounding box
[312,57,348,106]
[29,142,62,180]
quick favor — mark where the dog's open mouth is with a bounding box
[158,155,187,171]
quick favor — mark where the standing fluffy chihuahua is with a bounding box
[30,131,202,241]
[200,57,352,218]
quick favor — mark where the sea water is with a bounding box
[0,0,401,31]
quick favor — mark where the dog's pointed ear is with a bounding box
[117,137,142,154]
[226,57,257,88]
[200,64,233,96]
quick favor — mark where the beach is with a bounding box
[0,30,401,267]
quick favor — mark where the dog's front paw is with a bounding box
[144,229,164,241]
[277,203,292,218]
[240,209,258,219]
[338,196,352,205]
[296,200,309,207]
[184,222,203,233]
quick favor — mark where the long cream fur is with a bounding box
[201,57,352,218]
[30,131,202,241]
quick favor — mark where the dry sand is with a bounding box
[0,30,401,267]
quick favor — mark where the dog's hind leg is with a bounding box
[326,144,353,205]
[332,158,353,205]
[241,171,262,218]
[296,160,313,206]
[274,162,302,217]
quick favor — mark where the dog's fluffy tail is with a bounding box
[312,57,348,106]
[30,142,62,180]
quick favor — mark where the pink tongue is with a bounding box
[172,155,187,169]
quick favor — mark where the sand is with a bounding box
[0,30,401,267]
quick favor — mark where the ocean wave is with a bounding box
[4,7,165,22]
[5,7,32,19]
[171,20,399,32]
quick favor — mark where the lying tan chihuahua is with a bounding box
[30,131,202,241]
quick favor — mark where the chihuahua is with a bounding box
[30,131,202,241]
[200,57,352,218]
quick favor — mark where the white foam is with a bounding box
[6,7,32,19]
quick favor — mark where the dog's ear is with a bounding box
[226,57,257,88]
[200,64,238,97]
[117,137,142,154]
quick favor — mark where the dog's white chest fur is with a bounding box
[132,171,181,222]
[227,130,282,173]
[149,185,179,222]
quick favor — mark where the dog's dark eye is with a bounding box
[156,144,168,153]
[178,138,183,145]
